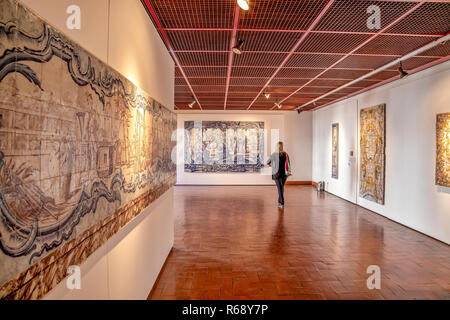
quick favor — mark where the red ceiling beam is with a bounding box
[224,5,241,110]
[174,50,442,59]
[142,0,202,109]
[163,27,443,38]
[181,66,389,71]
[177,85,357,89]
[316,31,442,37]
[277,0,428,109]
[177,76,381,82]
[247,0,337,110]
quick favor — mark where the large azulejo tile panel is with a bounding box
[331,123,339,179]
[0,0,176,299]
[184,121,264,173]
[359,104,386,205]
[436,113,450,188]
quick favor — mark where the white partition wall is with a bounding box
[312,60,450,244]
[21,0,175,110]
[20,0,110,62]
[284,111,314,184]
[107,0,174,110]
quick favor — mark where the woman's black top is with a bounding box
[267,152,287,180]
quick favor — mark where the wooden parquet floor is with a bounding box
[148,186,450,300]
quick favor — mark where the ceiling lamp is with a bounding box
[398,62,409,79]
[232,39,244,55]
[264,88,270,99]
[188,99,196,108]
[237,0,249,10]
[275,100,282,109]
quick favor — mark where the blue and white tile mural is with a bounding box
[0,0,176,292]
[184,121,265,173]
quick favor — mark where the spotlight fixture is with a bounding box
[398,62,408,79]
[264,88,270,99]
[237,0,249,10]
[188,100,196,108]
[232,39,244,55]
[274,100,282,109]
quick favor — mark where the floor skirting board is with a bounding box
[176,184,273,186]
[176,181,313,186]
[285,181,312,185]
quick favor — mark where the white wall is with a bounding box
[19,0,175,299]
[176,111,312,185]
[21,0,174,110]
[20,0,110,62]
[313,60,450,244]
[284,111,313,182]
[108,0,174,109]
[312,99,358,203]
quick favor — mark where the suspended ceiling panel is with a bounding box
[143,0,450,111]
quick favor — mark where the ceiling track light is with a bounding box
[398,62,409,79]
[237,0,249,10]
[274,100,282,109]
[188,99,196,108]
[232,39,244,55]
[264,88,270,99]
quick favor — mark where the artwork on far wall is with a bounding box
[332,123,339,179]
[184,121,264,173]
[359,104,386,205]
[436,113,450,187]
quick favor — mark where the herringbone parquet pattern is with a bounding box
[148,186,450,300]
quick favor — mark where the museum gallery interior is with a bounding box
[0,0,449,301]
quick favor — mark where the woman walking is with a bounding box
[267,142,291,208]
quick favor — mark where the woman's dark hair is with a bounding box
[278,141,284,153]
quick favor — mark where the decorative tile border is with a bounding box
[0,180,173,300]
